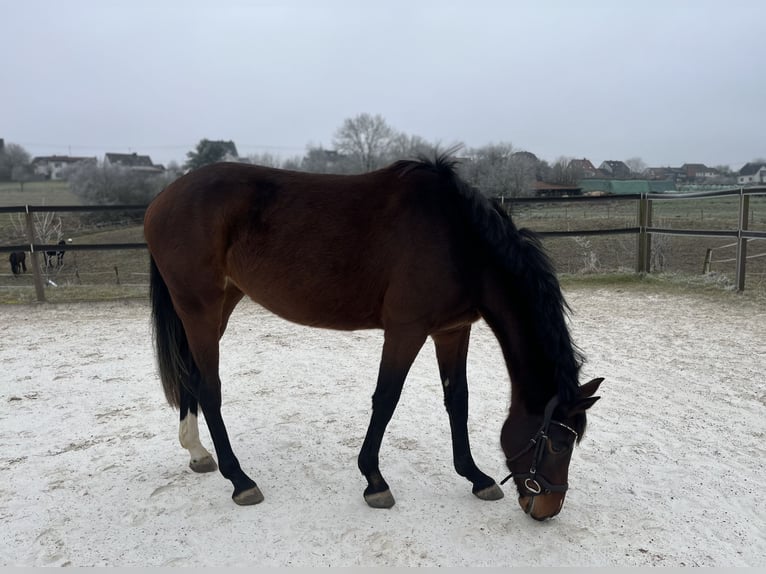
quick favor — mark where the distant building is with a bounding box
[105,152,164,173]
[737,162,766,185]
[568,158,598,178]
[681,163,718,181]
[31,155,97,180]
[598,160,632,179]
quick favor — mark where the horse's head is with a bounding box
[500,377,603,521]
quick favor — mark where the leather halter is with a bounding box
[499,395,578,496]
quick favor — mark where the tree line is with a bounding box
[182,113,585,198]
[1,113,748,206]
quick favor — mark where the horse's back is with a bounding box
[145,162,480,331]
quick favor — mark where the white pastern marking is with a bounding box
[179,413,213,462]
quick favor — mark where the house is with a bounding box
[567,158,598,178]
[598,160,632,179]
[646,164,725,184]
[105,152,164,173]
[646,166,685,182]
[737,162,766,185]
[31,155,96,180]
[681,163,718,181]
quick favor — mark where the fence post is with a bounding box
[636,195,644,273]
[645,197,653,273]
[24,205,46,302]
[702,248,713,274]
[637,194,652,274]
[735,190,749,292]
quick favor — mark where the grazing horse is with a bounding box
[9,251,27,275]
[44,240,66,269]
[144,154,604,521]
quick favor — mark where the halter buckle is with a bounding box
[524,478,542,495]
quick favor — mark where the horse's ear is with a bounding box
[566,378,604,416]
[578,377,604,398]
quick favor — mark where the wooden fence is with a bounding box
[0,204,146,302]
[2,186,765,302]
[503,186,766,290]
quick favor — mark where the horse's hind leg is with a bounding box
[192,363,263,505]
[177,284,242,474]
[432,327,503,501]
[175,290,262,506]
[179,388,217,473]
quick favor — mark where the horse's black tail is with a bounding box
[149,256,189,409]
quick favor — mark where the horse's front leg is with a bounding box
[179,388,218,473]
[358,330,426,508]
[433,327,503,501]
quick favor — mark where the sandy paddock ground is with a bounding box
[0,286,764,567]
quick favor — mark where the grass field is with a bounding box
[0,181,79,206]
[2,181,765,304]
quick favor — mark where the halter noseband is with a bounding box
[499,395,578,496]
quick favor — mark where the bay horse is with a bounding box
[9,251,27,275]
[144,154,604,521]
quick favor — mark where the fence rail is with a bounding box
[2,204,147,301]
[504,185,765,291]
[2,186,765,301]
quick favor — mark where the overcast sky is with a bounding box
[3,0,764,170]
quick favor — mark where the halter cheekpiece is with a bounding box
[499,395,578,496]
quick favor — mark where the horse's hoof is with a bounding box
[233,486,264,506]
[474,483,504,501]
[189,456,218,473]
[364,489,395,508]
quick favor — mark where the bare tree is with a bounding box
[300,146,352,174]
[0,142,31,181]
[624,157,647,177]
[246,152,283,168]
[549,156,580,186]
[332,113,396,172]
[281,155,304,171]
[386,133,441,163]
[11,164,34,192]
[67,161,168,206]
[461,143,537,197]
[508,151,539,196]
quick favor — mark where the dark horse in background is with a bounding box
[9,251,26,275]
[144,154,604,521]
[44,240,66,269]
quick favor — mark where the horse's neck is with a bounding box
[478,270,556,415]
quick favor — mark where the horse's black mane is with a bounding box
[392,153,586,434]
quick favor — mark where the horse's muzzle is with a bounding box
[518,492,565,521]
